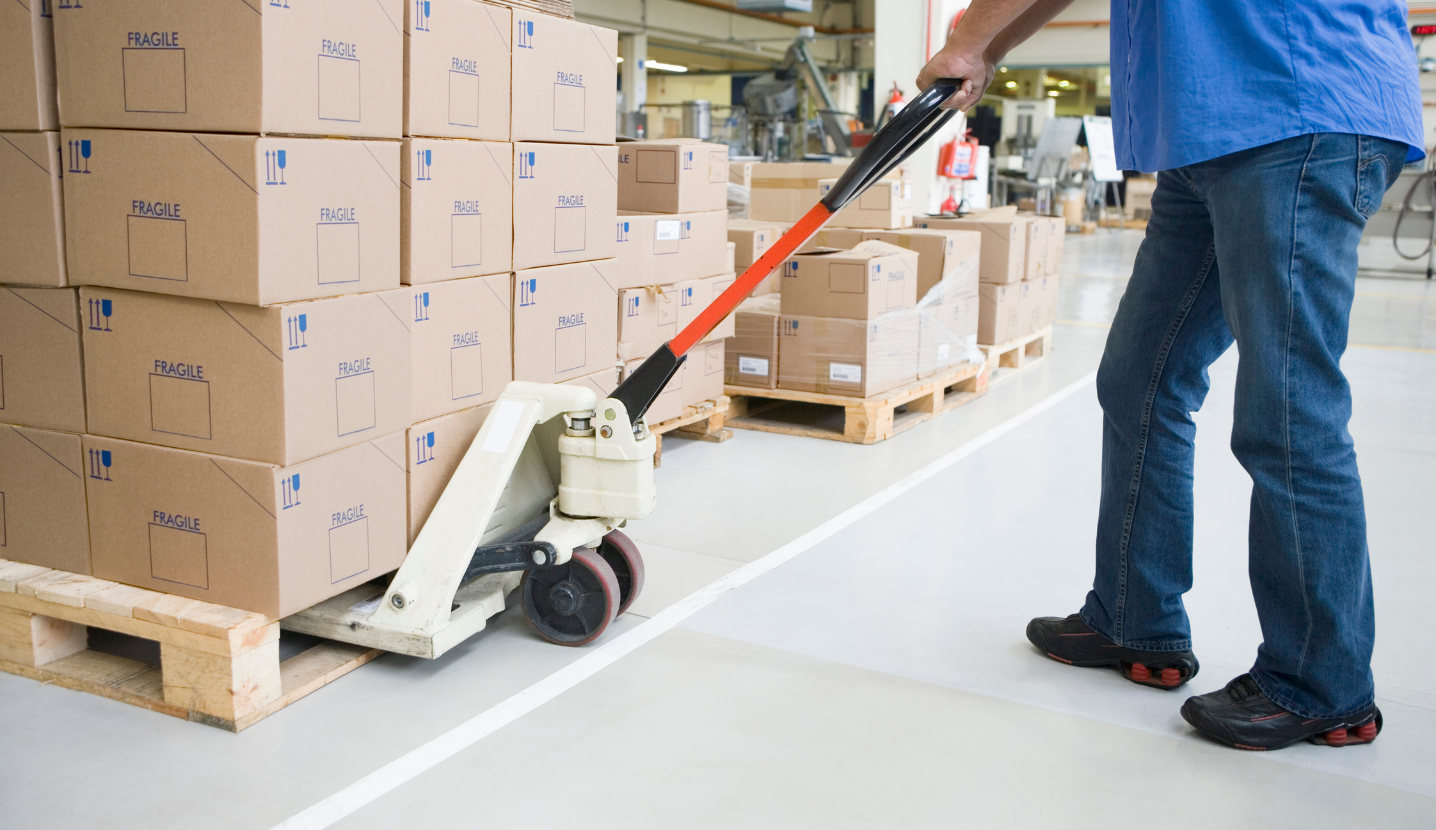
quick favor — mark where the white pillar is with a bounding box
[621,32,647,114]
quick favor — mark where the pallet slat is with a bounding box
[648,396,733,467]
[979,325,1054,384]
[0,558,379,731]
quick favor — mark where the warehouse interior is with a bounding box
[1,1,1434,827]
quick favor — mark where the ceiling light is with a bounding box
[1058,80,1071,88]
[1005,81,1017,89]
[1047,90,1059,97]
[999,66,1008,73]
[646,60,688,73]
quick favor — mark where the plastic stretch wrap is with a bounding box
[771,273,982,399]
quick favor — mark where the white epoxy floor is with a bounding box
[3,230,1434,829]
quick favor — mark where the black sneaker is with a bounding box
[1180,674,1382,751]
[1026,614,1199,689]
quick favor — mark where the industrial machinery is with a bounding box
[741,28,860,159]
[283,79,965,659]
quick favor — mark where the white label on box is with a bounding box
[829,362,863,383]
[654,220,681,242]
[482,399,526,453]
[738,356,769,376]
[937,343,950,360]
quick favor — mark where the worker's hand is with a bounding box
[916,46,995,111]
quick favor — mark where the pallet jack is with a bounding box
[283,79,964,658]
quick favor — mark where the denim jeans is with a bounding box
[1080,133,1406,719]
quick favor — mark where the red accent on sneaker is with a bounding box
[1233,744,1269,751]
[1323,728,1349,747]
[1160,668,1181,686]
[1356,722,1379,742]
[1249,713,1289,722]
[1130,663,1151,682]
[1058,632,1098,637]
[1046,652,1073,665]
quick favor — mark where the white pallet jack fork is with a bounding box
[283,77,966,657]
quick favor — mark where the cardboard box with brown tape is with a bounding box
[978,282,1023,345]
[409,274,511,423]
[777,312,918,398]
[404,0,511,141]
[0,286,85,433]
[820,177,913,229]
[915,214,1028,285]
[62,129,401,305]
[863,228,980,302]
[617,273,735,361]
[0,426,90,574]
[748,160,847,223]
[794,227,865,255]
[617,139,727,213]
[725,296,780,389]
[83,432,407,618]
[611,209,728,289]
[53,0,403,138]
[510,12,616,145]
[0,0,58,131]
[81,287,412,466]
[402,138,513,284]
[512,142,617,271]
[780,240,918,321]
[512,260,619,384]
[0,131,67,287]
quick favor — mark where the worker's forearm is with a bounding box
[954,0,1077,63]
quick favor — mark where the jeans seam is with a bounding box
[1287,136,1318,678]
[1111,206,1217,647]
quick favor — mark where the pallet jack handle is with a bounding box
[611,78,965,423]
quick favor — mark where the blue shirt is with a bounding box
[1110,1,1426,172]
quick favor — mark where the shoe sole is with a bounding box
[1042,652,1194,690]
[1182,706,1382,751]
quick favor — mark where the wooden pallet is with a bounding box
[724,360,987,445]
[980,325,1053,385]
[648,396,733,467]
[0,559,380,732]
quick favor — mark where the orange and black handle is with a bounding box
[611,78,964,423]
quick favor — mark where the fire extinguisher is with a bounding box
[938,130,980,179]
[940,186,961,216]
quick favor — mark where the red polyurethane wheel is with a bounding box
[522,547,620,646]
[596,529,645,616]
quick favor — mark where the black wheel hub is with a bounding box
[547,579,583,616]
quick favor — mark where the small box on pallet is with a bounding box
[0,0,58,131]
[402,139,514,284]
[81,286,413,466]
[819,177,913,229]
[512,142,618,271]
[725,296,780,390]
[0,426,90,574]
[780,240,918,321]
[403,0,511,141]
[777,312,919,398]
[915,213,1028,286]
[0,131,67,286]
[748,160,847,223]
[863,228,981,302]
[83,432,408,618]
[918,286,980,379]
[510,13,617,145]
[617,138,728,213]
[408,274,512,423]
[0,286,86,433]
[727,219,777,271]
[63,129,401,305]
[978,282,1024,345]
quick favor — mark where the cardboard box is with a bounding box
[1,0,58,131]
[0,426,90,574]
[777,312,918,398]
[729,158,757,188]
[410,274,512,423]
[404,0,511,141]
[918,290,979,379]
[978,282,1023,344]
[864,229,981,302]
[617,272,734,361]
[62,129,401,305]
[81,287,412,466]
[513,142,617,271]
[402,138,513,284]
[820,178,913,229]
[53,0,403,138]
[725,297,780,389]
[0,131,67,287]
[563,365,620,399]
[780,240,918,321]
[622,356,683,425]
[914,215,1028,285]
[83,432,407,618]
[678,272,737,343]
[726,240,736,273]
[1023,213,1049,280]
[686,340,724,406]
[406,401,492,546]
[728,219,777,270]
[510,13,616,145]
[748,161,845,223]
[0,287,85,433]
[512,260,619,383]
[1045,216,1066,276]
[1021,274,1062,332]
[612,210,728,289]
[617,139,727,213]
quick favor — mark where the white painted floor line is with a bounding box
[270,371,1100,830]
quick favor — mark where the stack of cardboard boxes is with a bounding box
[916,206,1063,346]
[614,138,733,425]
[0,0,621,619]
